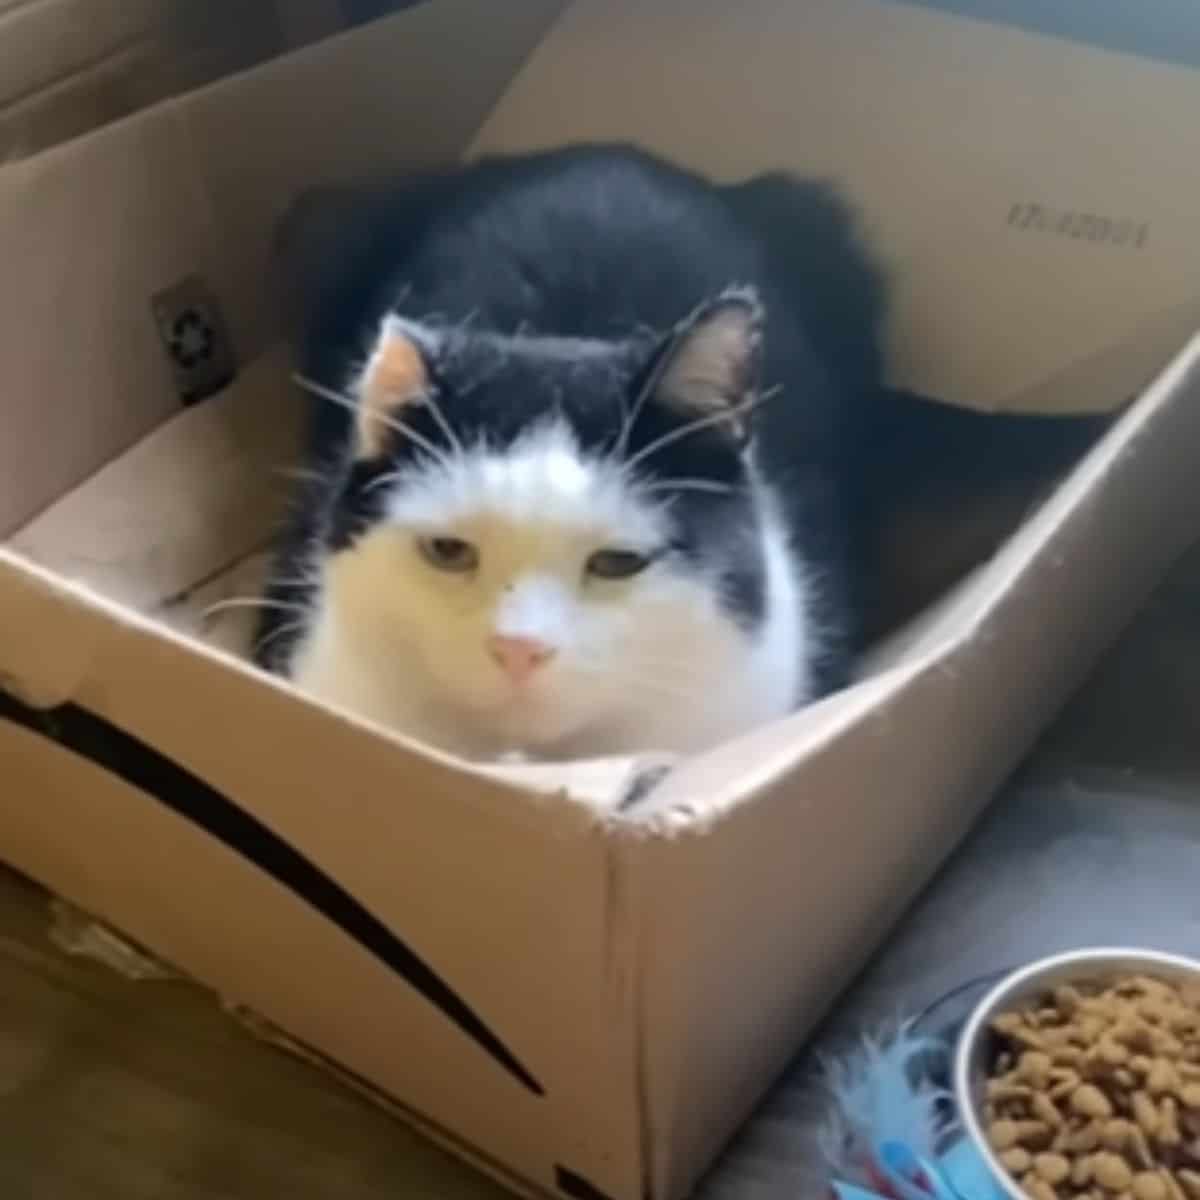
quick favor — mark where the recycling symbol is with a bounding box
[167,308,215,370]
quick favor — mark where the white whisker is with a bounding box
[623,393,764,473]
[253,618,311,660]
[418,387,464,458]
[202,596,310,621]
[638,477,740,498]
[574,658,708,697]
[292,372,453,470]
[573,663,699,703]
[260,576,322,591]
[610,666,710,689]
[578,650,711,677]
[614,371,655,461]
[361,469,411,495]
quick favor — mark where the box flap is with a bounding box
[9,345,303,612]
[0,0,299,161]
[0,0,566,536]
[472,0,1200,414]
[0,0,161,117]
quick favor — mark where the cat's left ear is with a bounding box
[646,287,764,445]
[354,315,439,459]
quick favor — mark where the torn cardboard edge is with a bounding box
[6,328,1192,824]
[635,336,1178,827]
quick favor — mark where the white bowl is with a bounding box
[952,947,1200,1200]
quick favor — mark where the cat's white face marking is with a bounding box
[289,419,810,759]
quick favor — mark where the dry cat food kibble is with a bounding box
[983,975,1200,1200]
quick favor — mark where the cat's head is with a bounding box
[312,288,775,755]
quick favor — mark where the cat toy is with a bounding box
[828,1134,1002,1200]
[819,997,1009,1200]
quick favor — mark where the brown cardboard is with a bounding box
[472,0,1200,416]
[0,0,292,161]
[0,0,165,124]
[0,1,366,162]
[0,0,567,535]
[2,3,1200,1198]
[10,345,303,613]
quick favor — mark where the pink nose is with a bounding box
[488,635,556,683]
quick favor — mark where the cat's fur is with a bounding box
[257,144,1105,761]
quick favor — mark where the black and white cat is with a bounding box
[256,144,1101,761]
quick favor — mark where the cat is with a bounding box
[255,144,1106,762]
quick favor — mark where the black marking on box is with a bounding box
[1006,202,1149,250]
[555,1166,617,1200]
[151,276,237,406]
[0,687,543,1096]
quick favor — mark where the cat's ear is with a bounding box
[648,287,764,443]
[354,315,438,459]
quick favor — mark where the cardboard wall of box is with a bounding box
[0,0,414,162]
[2,1,1200,1197]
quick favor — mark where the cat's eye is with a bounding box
[586,548,652,580]
[417,536,479,573]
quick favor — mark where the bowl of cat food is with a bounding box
[954,949,1200,1200]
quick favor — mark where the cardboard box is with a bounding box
[3,2,1200,1197]
[0,0,370,162]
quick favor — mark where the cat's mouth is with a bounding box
[476,682,588,749]
[494,679,557,714]
[452,671,554,718]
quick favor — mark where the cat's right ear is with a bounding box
[640,287,764,446]
[354,315,437,459]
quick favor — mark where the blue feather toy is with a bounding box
[817,1021,1005,1200]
